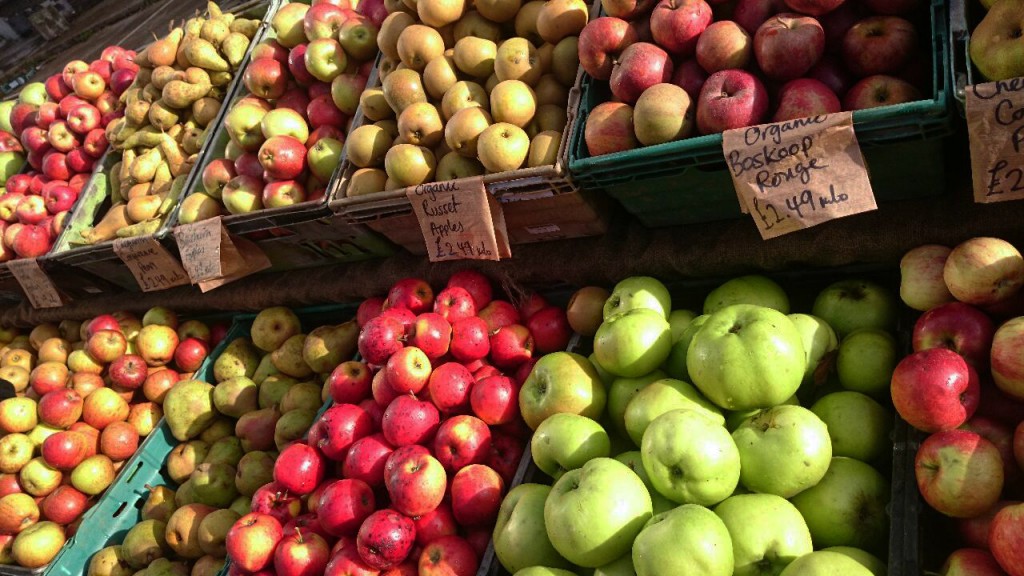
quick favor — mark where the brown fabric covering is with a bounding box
[2,132,1019,327]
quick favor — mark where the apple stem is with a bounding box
[294,526,304,543]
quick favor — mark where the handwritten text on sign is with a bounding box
[173,218,225,283]
[966,78,1024,202]
[406,178,507,262]
[113,236,189,292]
[8,259,62,309]
[723,112,877,240]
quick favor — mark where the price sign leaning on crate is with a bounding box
[966,79,1024,203]
[407,177,512,263]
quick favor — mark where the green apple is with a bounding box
[821,547,886,576]
[790,457,890,553]
[664,314,709,381]
[594,553,637,576]
[11,520,64,568]
[520,352,606,430]
[835,329,897,396]
[544,457,653,568]
[589,352,615,387]
[668,310,697,342]
[787,313,838,385]
[513,569,580,576]
[688,305,805,411]
[810,391,891,463]
[18,83,47,106]
[613,450,676,514]
[732,405,831,498]
[624,378,724,447]
[811,280,897,338]
[0,100,14,132]
[531,413,610,479]
[307,137,344,181]
[725,394,798,432]
[594,309,672,378]
[641,409,739,506]
[713,493,813,576]
[606,370,665,439]
[777,551,873,576]
[493,483,572,573]
[704,275,790,315]
[632,504,733,576]
[603,276,672,320]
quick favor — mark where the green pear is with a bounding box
[213,338,261,383]
[165,503,217,560]
[229,495,250,517]
[197,509,241,557]
[191,462,238,508]
[279,382,323,413]
[271,334,313,378]
[86,545,133,576]
[203,436,243,468]
[213,377,258,418]
[141,485,177,523]
[164,380,216,441]
[174,479,197,508]
[275,409,317,450]
[251,353,279,384]
[191,555,225,576]
[302,321,358,374]
[235,451,275,496]
[251,307,302,352]
[167,441,209,484]
[139,557,190,576]
[198,417,235,444]
[259,375,298,409]
[121,519,169,569]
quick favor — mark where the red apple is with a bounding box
[733,0,787,35]
[418,535,478,576]
[99,421,139,462]
[912,302,995,369]
[41,431,89,470]
[39,485,88,525]
[578,17,638,81]
[449,464,504,527]
[696,69,769,134]
[259,135,307,180]
[318,478,376,537]
[961,416,1022,489]
[696,20,753,73]
[66,104,101,135]
[990,502,1024,574]
[891,349,980,433]
[584,101,638,157]
[412,504,457,546]
[357,316,405,365]
[385,347,432,394]
[915,429,1004,518]
[842,16,917,78]
[989,317,1024,401]
[450,317,490,363]
[433,287,477,323]
[108,354,147,389]
[274,442,326,495]
[308,94,346,128]
[357,297,385,327]
[382,395,440,447]
[385,445,446,518]
[650,0,713,58]
[772,78,841,122]
[44,75,71,101]
[754,13,825,81]
[275,528,331,576]
[525,306,571,353]
[245,58,290,100]
[326,540,380,575]
[304,3,348,40]
[251,482,303,526]
[842,74,922,110]
[328,360,373,404]
[941,548,1009,576]
[314,403,374,461]
[470,375,519,425]
[37,390,83,429]
[427,362,475,414]
[808,55,853,98]
[433,415,492,472]
[609,42,674,105]
[288,44,317,87]
[173,337,209,373]
[72,71,106,101]
[109,68,136,96]
[386,278,434,314]
[958,500,1019,549]
[478,300,519,332]
[343,433,394,488]
[407,313,452,362]
[356,509,416,570]
[227,513,285,572]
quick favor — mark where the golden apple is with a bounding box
[454,11,503,42]
[347,168,389,196]
[423,52,460,99]
[515,1,547,45]
[442,80,489,119]
[359,88,395,121]
[379,12,416,61]
[396,24,445,71]
[382,68,428,114]
[454,37,498,78]
[551,36,580,86]
[478,123,530,173]
[536,0,588,44]
[347,124,394,167]
[475,0,522,22]
[418,0,466,27]
[398,102,445,147]
[527,129,562,167]
[445,106,493,157]
[495,37,543,85]
[436,152,486,180]
[490,79,537,127]
[385,144,437,186]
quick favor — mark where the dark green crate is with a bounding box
[567,0,953,228]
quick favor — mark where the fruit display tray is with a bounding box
[328,57,611,257]
[42,0,282,293]
[566,0,953,228]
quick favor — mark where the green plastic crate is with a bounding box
[567,0,953,227]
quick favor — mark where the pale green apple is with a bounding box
[835,329,897,396]
[0,100,14,132]
[544,457,653,568]
[624,378,724,447]
[811,280,897,338]
[531,413,610,479]
[493,483,572,573]
[790,458,890,553]
[713,493,813,576]
[787,313,839,385]
[704,275,790,315]
[26,424,61,448]
[603,277,672,320]
[969,0,1024,81]
[821,547,886,576]
[687,305,805,411]
[594,553,637,576]
[520,352,606,430]
[613,450,676,514]
[513,569,580,576]
[663,314,709,381]
[18,83,47,106]
[632,504,733,576]
[810,391,891,463]
[668,310,697,342]
[606,370,665,439]
[725,394,798,432]
[777,551,873,576]
[589,352,615,387]
[641,409,740,506]
[594,309,672,378]
[732,405,831,498]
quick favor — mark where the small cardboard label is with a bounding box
[8,258,62,309]
[966,78,1024,202]
[113,236,190,292]
[723,112,877,240]
[174,217,271,290]
[406,178,512,262]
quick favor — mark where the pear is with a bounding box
[197,509,240,557]
[271,334,313,379]
[251,354,279,385]
[198,417,235,444]
[127,195,162,223]
[229,18,260,37]
[130,147,164,183]
[141,485,177,523]
[235,407,281,452]
[174,479,197,507]
[190,462,238,508]
[279,382,323,413]
[121,519,169,569]
[140,558,190,576]
[274,408,317,449]
[229,495,250,517]
[192,97,221,127]
[212,376,258,418]
[151,66,183,90]
[162,80,211,109]
[163,380,216,441]
[149,29,184,68]
[234,451,275,497]
[203,436,243,467]
[220,32,249,69]
[213,338,260,382]
[184,38,230,72]
[191,555,224,576]
[258,374,298,409]
[251,308,302,352]
[165,503,217,559]
[166,440,209,484]
[86,546,133,576]
[200,18,230,45]
[302,321,358,374]
[382,68,428,114]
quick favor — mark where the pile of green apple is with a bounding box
[968,0,1024,82]
[500,274,901,576]
[82,306,358,576]
[0,307,224,569]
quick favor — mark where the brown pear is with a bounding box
[121,519,170,569]
[197,509,240,557]
[184,38,230,72]
[149,29,184,68]
[379,12,416,61]
[164,503,217,560]
[127,195,162,223]
[166,440,209,484]
[270,334,312,379]
[382,68,428,114]
[86,545,133,576]
[141,485,177,523]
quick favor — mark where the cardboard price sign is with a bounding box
[966,78,1024,202]
[173,218,271,292]
[406,177,512,262]
[8,258,62,309]
[723,112,877,240]
[113,236,190,292]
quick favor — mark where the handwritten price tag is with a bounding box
[406,178,511,262]
[8,258,62,309]
[723,112,877,240]
[173,218,225,283]
[966,78,1024,202]
[113,236,189,292]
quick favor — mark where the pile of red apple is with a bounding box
[0,46,136,259]
[184,0,380,221]
[224,270,573,575]
[895,236,1024,576]
[0,307,221,569]
[581,0,931,155]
